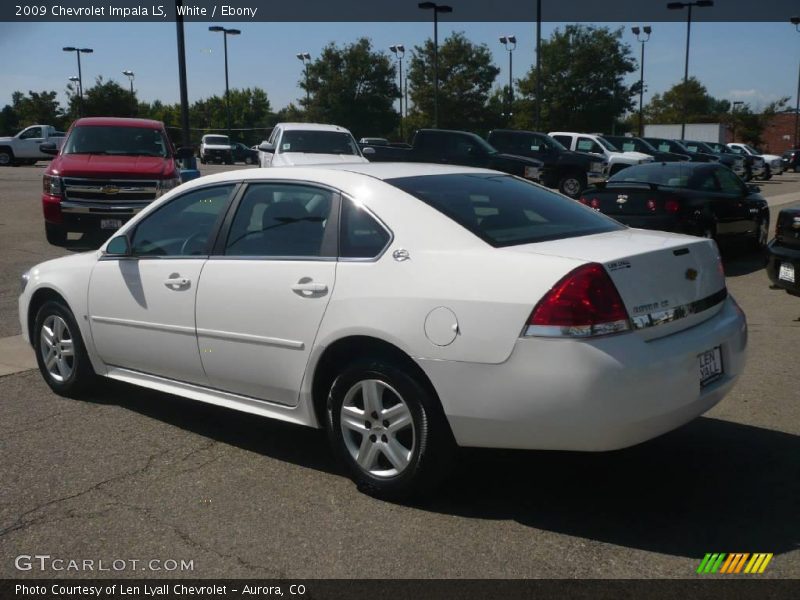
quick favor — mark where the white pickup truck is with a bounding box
[549,131,653,176]
[0,125,65,166]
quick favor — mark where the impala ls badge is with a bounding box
[101,185,120,195]
[685,268,698,281]
[616,195,628,204]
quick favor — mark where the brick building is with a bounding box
[758,111,799,154]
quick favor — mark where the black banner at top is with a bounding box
[2,0,800,22]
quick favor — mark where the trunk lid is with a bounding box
[581,184,681,216]
[508,229,727,340]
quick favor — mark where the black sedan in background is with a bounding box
[232,142,258,165]
[682,140,747,179]
[766,207,800,296]
[580,162,769,251]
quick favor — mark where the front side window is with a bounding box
[388,173,623,247]
[577,138,603,154]
[64,126,169,157]
[340,198,391,259]
[20,127,44,139]
[130,185,234,256]
[225,183,335,257]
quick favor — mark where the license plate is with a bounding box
[698,347,723,387]
[779,262,795,283]
[100,219,123,230]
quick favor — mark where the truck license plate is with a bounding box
[779,262,795,283]
[101,219,123,230]
[698,347,723,387]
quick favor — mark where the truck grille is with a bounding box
[63,178,158,203]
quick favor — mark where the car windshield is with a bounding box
[279,131,359,155]
[707,143,732,154]
[387,173,623,247]
[743,144,761,154]
[596,137,619,151]
[63,126,170,157]
[535,134,567,152]
[685,141,713,153]
[204,136,230,146]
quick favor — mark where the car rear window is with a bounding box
[386,173,624,247]
[610,163,692,187]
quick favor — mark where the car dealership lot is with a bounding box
[1,163,799,578]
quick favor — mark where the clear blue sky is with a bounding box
[0,21,798,115]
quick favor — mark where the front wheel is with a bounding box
[0,148,14,166]
[33,300,97,397]
[244,156,254,165]
[558,172,587,198]
[326,358,455,501]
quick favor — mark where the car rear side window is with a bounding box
[340,198,391,259]
[387,174,623,247]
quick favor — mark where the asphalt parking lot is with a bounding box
[0,163,798,579]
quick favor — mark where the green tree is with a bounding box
[0,104,21,135]
[726,97,791,147]
[407,32,499,131]
[70,77,135,118]
[644,77,731,124]
[300,38,398,139]
[9,90,65,129]
[516,25,637,133]
[184,87,272,145]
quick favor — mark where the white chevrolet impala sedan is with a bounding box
[19,163,747,499]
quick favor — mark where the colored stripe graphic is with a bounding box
[699,553,773,574]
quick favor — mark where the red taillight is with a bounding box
[590,198,601,210]
[664,198,681,213]
[524,263,631,338]
[578,196,589,205]
[646,199,657,212]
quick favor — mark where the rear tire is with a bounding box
[33,300,97,398]
[45,223,67,246]
[0,147,14,166]
[326,358,455,501]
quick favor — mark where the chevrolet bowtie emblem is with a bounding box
[616,194,628,204]
[101,185,120,195]
[685,268,698,281]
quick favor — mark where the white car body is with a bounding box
[727,143,783,175]
[258,123,369,168]
[550,131,654,174]
[19,164,747,480]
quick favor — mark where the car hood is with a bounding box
[493,153,544,166]
[0,136,13,144]
[49,154,175,179]
[273,153,370,166]
[619,151,653,161]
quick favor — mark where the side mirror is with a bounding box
[39,142,58,156]
[747,184,761,195]
[104,235,131,257]
[362,147,376,156]
[258,142,275,153]
[175,146,194,160]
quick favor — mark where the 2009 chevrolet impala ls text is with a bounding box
[18,163,748,499]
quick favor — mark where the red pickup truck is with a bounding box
[40,117,184,246]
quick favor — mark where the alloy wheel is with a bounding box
[339,379,415,478]
[39,315,75,382]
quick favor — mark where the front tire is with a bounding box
[558,171,587,198]
[33,300,97,397]
[0,147,14,166]
[326,358,454,501]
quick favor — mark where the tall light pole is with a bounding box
[62,46,93,117]
[296,52,311,108]
[122,70,135,117]
[390,44,406,139]
[418,2,452,129]
[535,0,542,130]
[791,16,800,149]
[667,1,714,140]
[631,26,652,137]
[209,26,241,140]
[499,35,517,121]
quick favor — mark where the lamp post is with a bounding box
[390,44,406,139]
[62,46,93,117]
[122,70,135,117]
[535,0,542,130]
[791,16,800,148]
[499,35,517,120]
[208,26,241,140]
[631,26,651,137]
[296,52,311,108]
[418,2,452,129]
[731,100,744,142]
[667,1,714,140]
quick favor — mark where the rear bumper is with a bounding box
[419,298,746,451]
[766,241,800,295]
